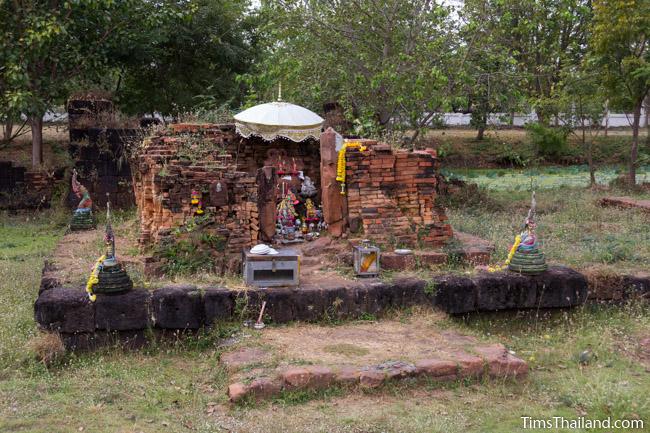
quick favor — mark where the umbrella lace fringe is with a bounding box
[235,121,321,143]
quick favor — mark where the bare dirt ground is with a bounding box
[48,218,141,286]
[220,309,500,387]
[2,124,69,169]
[257,314,478,367]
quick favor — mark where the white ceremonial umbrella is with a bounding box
[234,88,324,142]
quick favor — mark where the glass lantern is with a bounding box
[353,239,380,277]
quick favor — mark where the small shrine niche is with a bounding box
[243,138,325,245]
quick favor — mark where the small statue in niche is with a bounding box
[304,198,319,224]
[69,169,95,231]
[301,176,317,197]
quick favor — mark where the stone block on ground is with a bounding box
[381,252,416,271]
[95,289,151,331]
[152,285,203,329]
[264,287,296,323]
[414,358,458,380]
[358,368,386,388]
[246,377,282,400]
[452,351,485,378]
[281,367,312,389]
[220,347,270,372]
[435,266,588,314]
[305,365,335,388]
[335,366,361,385]
[433,275,477,314]
[228,383,248,402]
[474,344,528,378]
[34,287,95,333]
[416,251,447,267]
[534,266,589,308]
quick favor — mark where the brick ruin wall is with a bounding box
[0,161,60,210]
[342,143,452,248]
[134,129,257,255]
[67,99,139,208]
[134,124,452,259]
[135,124,323,255]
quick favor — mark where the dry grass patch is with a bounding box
[27,332,65,366]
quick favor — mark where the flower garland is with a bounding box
[336,141,367,195]
[85,254,106,302]
[487,235,521,272]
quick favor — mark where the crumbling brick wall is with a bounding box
[0,161,60,210]
[344,143,452,248]
[134,125,259,256]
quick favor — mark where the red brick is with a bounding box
[474,344,529,378]
[414,359,458,379]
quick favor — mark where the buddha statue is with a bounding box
[94,195,132,293]
[69,169,95,230]
[508,192,548,275]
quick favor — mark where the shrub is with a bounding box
[526,122,569,160]
[494,143,530,167]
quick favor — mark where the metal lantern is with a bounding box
[353,239,380,277]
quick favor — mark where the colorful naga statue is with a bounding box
[507,192,548,275]
[69,169,95,231]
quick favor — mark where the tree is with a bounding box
[591,0,650,185]
[115,0,261,117]
[245,0,458,143]
[0,1,166,167]
[458,0,524,140]
[489,0,592,124]
[557,66,606,187]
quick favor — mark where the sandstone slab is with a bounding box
[34,288,95,333]
[152,285,203,329]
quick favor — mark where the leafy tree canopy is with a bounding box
[242,0,458,139]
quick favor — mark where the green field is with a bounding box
[445,165,650,191]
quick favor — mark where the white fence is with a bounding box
[442,109,649,128]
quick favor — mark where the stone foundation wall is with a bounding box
[34,266,590,350]
[344,143,452,247]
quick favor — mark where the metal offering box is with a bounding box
[243,248,300,287]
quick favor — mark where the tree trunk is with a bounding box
[582,121,596,188]
[629,102,641,186]
[587,138,596,187]
[645,94,650,145]
[3,117,13,141]
[476,124,485,140]
[30,115,44,168]
[604,100,609,137]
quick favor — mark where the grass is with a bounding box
[445,165,650,191]
[447,186,650,274]
[1,180,649,431]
